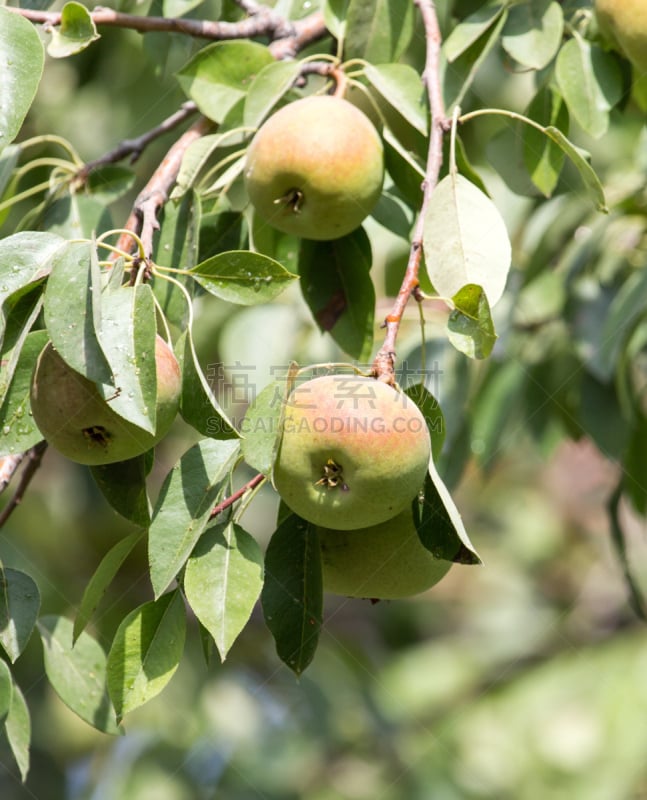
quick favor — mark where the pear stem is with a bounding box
[372,0,449,384]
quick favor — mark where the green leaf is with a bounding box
[0,568,40,663]
[543,126,607,212]
[73,531,144,643]
[40,194,112,239]
[555,35,623,139]
[523,87,568,197]
[323,0,350,40]
[443,3,506,62]
[177,41,274,124]
[90,458,151,527]
[0,330,49,457]
[0,7,44,145]
[423,173,511,308]
[501,0,563,70]
[404,383,445,458]
[43,240,113,384]
[96,284,157,433]
[0,287,45,405]
[184,522,264,661]
[0,659,12,723]
[419,462,481,564]
[177,329,237,439]
[155,191,201,276]
[244,60,302,129]
[189,250,298,306]
[364,63,428,136]
[298,228,375,362]
[447,284,497,360]
[344,0,414,63]
[148,438,241,597]
[47,1,100,58]
[608,485,647,622]
[261,515,323,676]
[107,590,186,722]
[240,379,288,476]
[37,615,119,734]
[0,231,64,344]
[442,9,507,112]
[4,679,30,782]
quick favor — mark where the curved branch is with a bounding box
[0,442,48,529]
[372,0,448,383]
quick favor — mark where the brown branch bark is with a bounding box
[6,5,296,41]
[209,472,265,520]
[372,0,448,384]
[0,442,48,529]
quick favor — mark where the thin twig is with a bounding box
[5,5,295,41]
[0,442,48,528]
[372,0,448,383]
[0,453,26,496]
[209,472,265,520]
[76,102,199,181]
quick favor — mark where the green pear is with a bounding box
[319,510,452,599]
[273,375,431,530]
[30,335,181,465]
[596,0,647,73]
[244,96,384,241]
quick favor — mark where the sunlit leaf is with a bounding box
[0,7,44,144]
[423,173,511,308]
[106,591,186,722]
[38,615,119,734]
[184,522,264,661]
[47,2,100,58]
[501,0,563,70]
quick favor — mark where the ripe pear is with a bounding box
[319,510,452,599]
[596,0,647,73]
[30,335,181,465]
[244,95,384,241]
[273,375,431,530]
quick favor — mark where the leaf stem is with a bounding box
[210,472,265,521]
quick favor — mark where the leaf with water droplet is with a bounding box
[189,250,298,305]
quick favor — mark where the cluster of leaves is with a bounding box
[0,0,645,783]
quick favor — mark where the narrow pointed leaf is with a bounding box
[423,173,511,308]
[0,330,48,457]
[0,567,40,663]
[261,515,323,676]
[447,283,497,359]
[240,379,288,476]
[37,615,119,734]
[344,0,414,63]
[419,459,481,564]
[148,438,241,597]
[107,591,186,721]
[43,240,112,384]
[0,7,44,144]
[404,383,445,457]
[73,532,144,643]
[543,126,607,211]
[184,522,264,660]
[0,660,12,722]
[443,3,506,62]
[523,87,568,197]
[4,679,30,782]
[364,63,428,135]
[177,328,237,439]
[96,284,157,433]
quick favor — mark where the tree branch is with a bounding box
[76,102,199,181]
[209,472,265,520]
[0,442,48,529]
[114,115,214,262]
[372,0,447,383]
